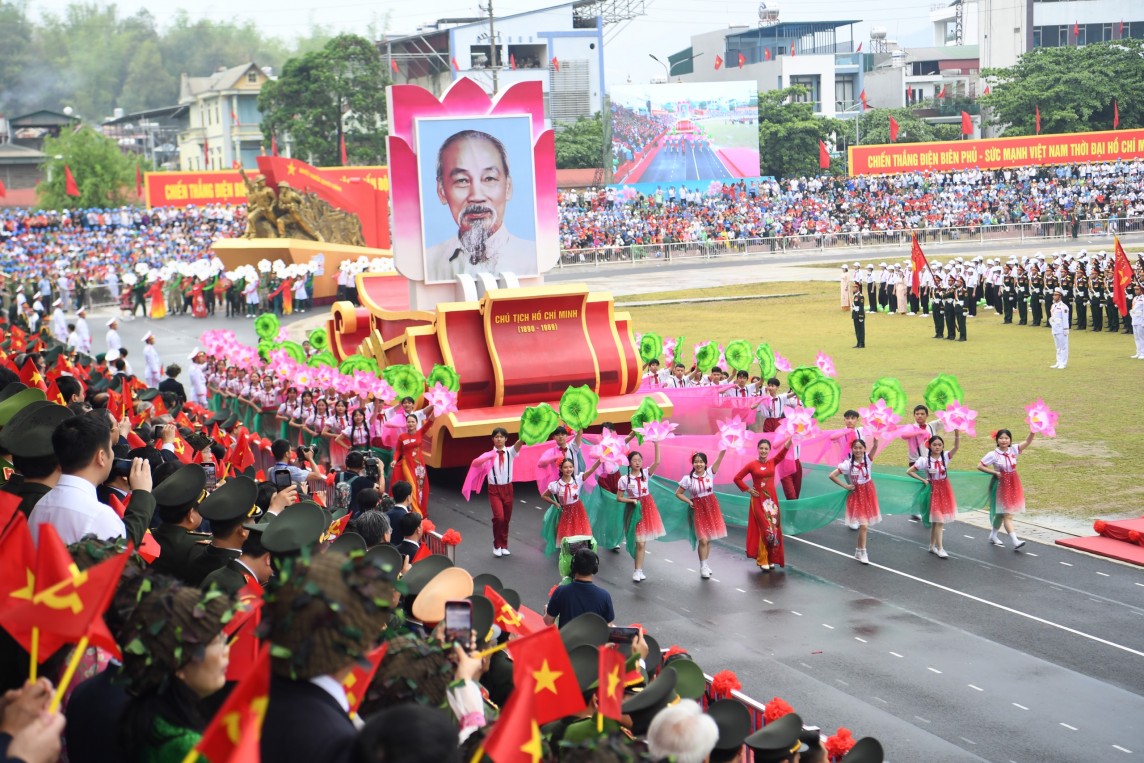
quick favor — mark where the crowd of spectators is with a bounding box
[559,160,1144,253]
[610,104,673,166]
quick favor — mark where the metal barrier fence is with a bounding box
[557,215,1144,269]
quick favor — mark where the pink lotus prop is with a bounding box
[936,400,977,437]
[858,399,901,438]
[1024,398,1058,438]
[425,383,459,417]
[717,415,749,453]
[663,337,677,366]
[634,419,678,443]
[777,405,820,442]
[774,352,792,373]
[815,351,837,378]
[589,427,629,472]
[372,379,397,404]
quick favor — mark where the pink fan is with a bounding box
[1024,398,1058,438]
[936,400,977,437]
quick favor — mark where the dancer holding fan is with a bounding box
[907,431,960,558]
[977,429,1035,550]
[733,434,792,571]
[673,449,728,580]
[616,443,666,582]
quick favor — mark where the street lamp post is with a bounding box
[649,52,705,82]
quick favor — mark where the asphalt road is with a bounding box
[638,141,733,183]
[428,476,1144,762]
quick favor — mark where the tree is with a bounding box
[555,114,604,169]
[0,2,32,108]
[37,126,144,209]
[757,87,847,178]
[118,39,175,115]
[981,39,1144,135]
[853,108,964,145]
[258,34,389,166]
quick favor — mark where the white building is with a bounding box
[176,63,269,170]
[381,1,608,124]
[669,20,864,119]
[930,0,980,47]
[980,0,1144,71]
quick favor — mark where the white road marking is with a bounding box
[854,637,868,643]
[872,696,888,704]
[928,667,943,674]
[968,684,983,691]
[959,737,977,745]
[963,534,974,539]
[1096,571,1111,577]
[1136,582,1144,588]
[680,607,690,613]
[686,568,696,573]
[915,715,931,724]
[799,662,813,669]
[835,679,849,686]
[787,535,1144,659]
[823,623,835,629]
[1060,723,1077,731]
[736,588,747,593]
[664,559,673,564]
[1113,745,1132,754]
[763,599,773,604]
[1012,703,1028,710]
[890,651,903,658]
[712,578,721,583]
[791,610,803,616]
[1026,552,1038,556]
[1060,561,1073,567]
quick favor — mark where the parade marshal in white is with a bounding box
[424,129,536,283]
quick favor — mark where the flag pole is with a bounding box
[476,641,511,659]
[29,627,39,681]
[468,744,485,763]
[49,635,89,713]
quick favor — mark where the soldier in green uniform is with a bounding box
[1105,272,1120,332]
[1074,270,1089,330]
[953,277,968,341]
[1030,268,1045,327]
[1001,267,1015,324]
[1090,270,1104,331]
[931,281,946,339]
[744,711,807,762]
[149,463,210,583]
[0,384,47,489]
[1015,267,1029,325]
[0,400,74,517]
[1124,280,1137,335]
[705,699,751,763]
[186,475,261,586]
[200,511,273,596]
[851,282,865,349]
[944,280,958,341]
[1044,271,1058,330]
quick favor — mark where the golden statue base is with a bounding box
[211,238,392,302]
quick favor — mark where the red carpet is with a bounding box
[1057,517,1144,567]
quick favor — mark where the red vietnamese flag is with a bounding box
[0,177,6,198]
[818,140,830,170]
[410,543,432,564]
[960,110,972,135]
[228,430,255,474]
[8,524,78,659]
[888,115,900,142]
[910,234,931,298]
[597,647,626,723]
[195,643,271,763]
[64,166,80,197]
[149,393,169,417]
[451,56,461,71]
[510,53,517,70]
[1112,237,1134,316]
[764,48,771,61]
[713,54,723,70]
[0,498,34,603]
[1073,20,1080,39]
[1035,104,1041,134]
[125,429,146,450]
[231,108,240,125]
[859,89,868,110]
[107,493,127,519]
[1113,99,1119,129]
[138,531,161,563]
[216,707,260,763]
[484,585,532,636]
[937,84,947,99]
[340,133,348,165]
[271,134,279,157]
[790,43,796,56]
[0,545,130,660]
[551,57,560,71]
[223,595,264,682]
[18,359,47,392]
[856,41,863,53]
[341,642,389,715]
[135,165,143,197]
[983,85,991,96]
[517,605,547,635]
[390,58,399,75]
[483,672,545,763]
[175,411,195,429]
[505,626,586,725]
[737,52,745,68]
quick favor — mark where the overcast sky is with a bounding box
[33,0,939,85]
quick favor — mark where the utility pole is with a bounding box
[482,0,499,94]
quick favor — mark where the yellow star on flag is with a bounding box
[519,720,543,763]
[606,666,621,698]
[287,162,297,175]
[532,659,562,694]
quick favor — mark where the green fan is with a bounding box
[338,354,378,375]
[383,364,426,402]
[789,366,824,397]
[257,339,277,361]
[307,350,337,368]
[755,343,776,379]
[694,343,720,373]
[724,340,753,372]
[924,374,965,413]
[638,333,663,365]
[278,341,307,364]
[519,403,560,445]
[802,376,842,422]
[629,396,665,444]
[426,364,461,393]
[254,312,280,341]
[308,328,330,351]
[869,377,907,416]
[559,385,599,432]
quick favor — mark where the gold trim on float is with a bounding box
[434,299,484,376]
[588,292,627,394]
[354,272,435,326]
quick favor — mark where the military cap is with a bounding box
[244,511,276,533]
[559,612,609,650]
[94,353,107,364]
[500,588,521,610]
[363,543,404,576]
[222,412,239,431]
[472,573,504,594]
[843,738,884,762]
[745,712,806,761]
[138,388,162,402]
[0,400,74,457]
[0,386,47,427]
[664,655,706,700]
[466,594,495,645]
[644,634,663,675]
[569,644,600,692]
[209,409,231,424]
[621,667,677,715]
[400,554,454,596]
[328,531,367,555]
[707,699,752,751]
[151,464,208,510]
[261,501,327,554]
[198,475,260,524]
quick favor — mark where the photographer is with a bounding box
[543,548,615,628]
[337,451,383,517]
[270,439,311,486]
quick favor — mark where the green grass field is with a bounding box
[625,280,1143,524]
[698,119,757,150]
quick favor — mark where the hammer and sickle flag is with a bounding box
[191,643,271,763]
[0,542,131,660]
[484,585,531,636]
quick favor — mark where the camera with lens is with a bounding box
[363,455,381,482]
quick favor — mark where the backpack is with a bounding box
[333,471,353,511]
